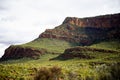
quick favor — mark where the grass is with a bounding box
[90,39,120,51]
[0,39,120,80]
[0,50,120,80]
[19,38,78,53]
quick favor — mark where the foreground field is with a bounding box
[0,39,120,80]
[0,51,120,80]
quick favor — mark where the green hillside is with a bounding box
[0,39,120,80]
[21,38,78,53]
[21,38,120,53]
[0,13,120,80]
[0,51,120,80]
[90,39,120,51]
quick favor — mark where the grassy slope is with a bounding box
[0,39,120,80]
[20,38,78,53]
[90,39,120,51]
[0,52,120,80]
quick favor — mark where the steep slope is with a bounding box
[1,45,47,60]
[39,13,120,45]
[63,13,120,28]
[21,38,78,53]
[1,13,120,60]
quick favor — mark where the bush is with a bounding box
[67,71,78,80]
[34,66,62,80]
[110,63,120,80]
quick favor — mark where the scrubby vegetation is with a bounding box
[0,50,120,80]
[34,66,62,80]
[0,13,120,80]
[0,39,120,80]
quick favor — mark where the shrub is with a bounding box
[110,63,120,80]
[49,66,62,79]
[34,66,62,80]
[67,71,78,80]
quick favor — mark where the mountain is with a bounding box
[1,13,120,60]
[39,13,120,45]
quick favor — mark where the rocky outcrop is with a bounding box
[0,45,47,60]
[39,13,120,45]
[64,46,118,54]
[52,46,119,60]
[1,13,120,60]
[63,13,120,28]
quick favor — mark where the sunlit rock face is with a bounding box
[1,13,120,60]
[39,13,120,45]
[63,13,120,28]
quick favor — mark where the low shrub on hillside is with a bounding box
[110,63,120,80]
[34,66,62,80]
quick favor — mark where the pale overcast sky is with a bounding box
[0,0,120,57]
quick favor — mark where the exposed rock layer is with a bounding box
[63,14,120,28]
[1,13,120,60]
[39,13,120,45]
[1,45,47,60]
[53,46,119,60]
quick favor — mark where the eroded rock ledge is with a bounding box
[0,45,47,60]
[52,46,119,60]
[39,13,120,45]
[63,13,120,28]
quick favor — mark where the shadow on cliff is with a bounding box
[78,26,120,46]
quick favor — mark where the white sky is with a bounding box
[0,0,120,57]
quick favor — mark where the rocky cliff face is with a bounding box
[1,45,47,60]
[1,13,120,60]
[63,14,120,28]
[39,13,120,45]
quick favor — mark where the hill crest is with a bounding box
[39,13,120,45]
[1,13,120,60]
[63,13,120,28]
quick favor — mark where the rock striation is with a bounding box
[1,13,120,60]
[39,13,120,45]
[0,45,47,60]
[63,14,120,28]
